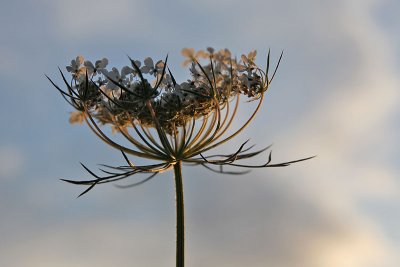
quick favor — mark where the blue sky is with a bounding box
[1,0,400,266]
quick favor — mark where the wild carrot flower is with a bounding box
[47,47,313,267]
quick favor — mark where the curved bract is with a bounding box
[47,47,313,196]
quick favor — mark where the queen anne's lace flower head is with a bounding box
[53,48,283,141]
[47,47,313,196]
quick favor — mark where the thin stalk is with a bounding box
[174,161,185,267]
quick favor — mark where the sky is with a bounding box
[0,0,400,266]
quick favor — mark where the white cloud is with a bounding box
[275,0,400,198]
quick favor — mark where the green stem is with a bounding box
[174,161,185,267]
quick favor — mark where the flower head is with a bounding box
[47,48,313,196]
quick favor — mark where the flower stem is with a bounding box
[173,161,185,267]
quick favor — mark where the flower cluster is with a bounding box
[48,47,313,196]
[58,48,273,134]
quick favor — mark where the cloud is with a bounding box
[178,165,397,267]
[0,183,396,267]
[274,0,400,199]
[0,220,174,267]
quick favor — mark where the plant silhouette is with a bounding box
[48,47,313,267]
